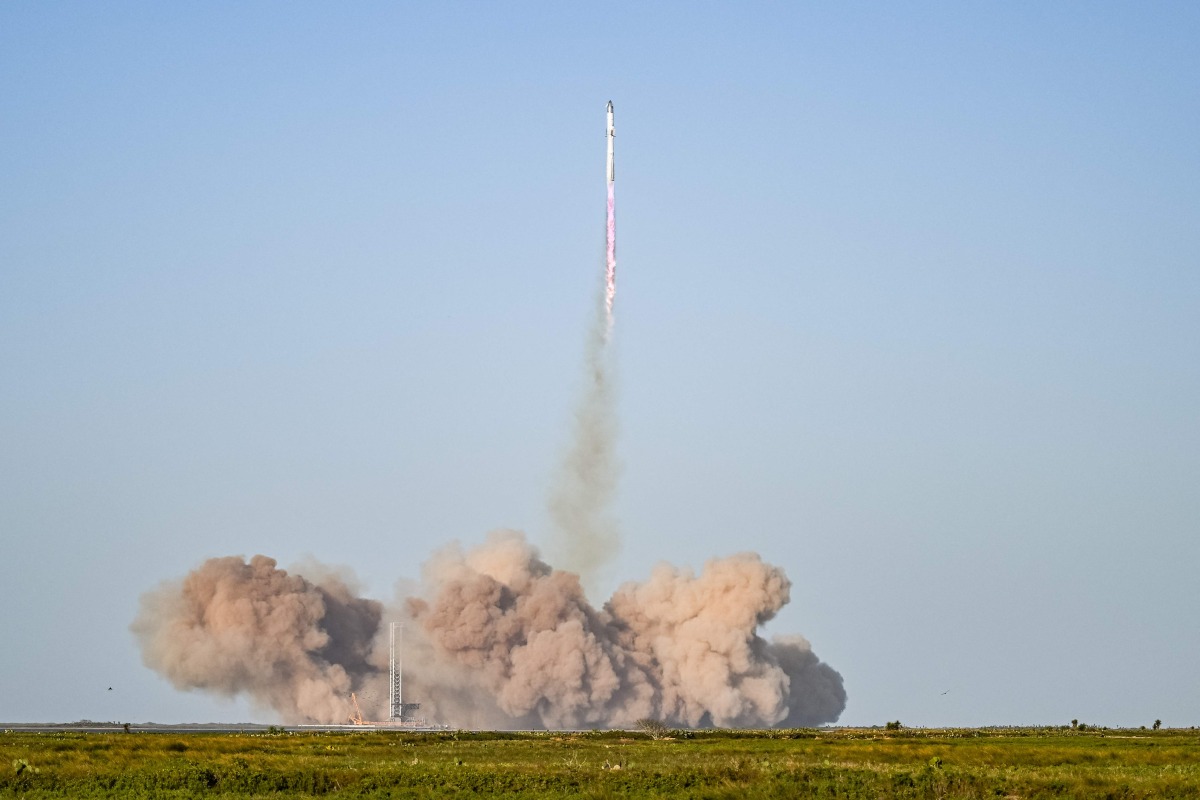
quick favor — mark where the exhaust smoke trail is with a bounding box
[546,299,619,582]
[546,100,619,581]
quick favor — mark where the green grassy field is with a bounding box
[3,727,1198,798]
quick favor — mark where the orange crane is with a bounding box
[347,692,365,725]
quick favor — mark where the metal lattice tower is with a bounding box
[389,622,402,721]
[389,622,421,723]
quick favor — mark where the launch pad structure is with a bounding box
[324,621,429,730]
[389,622,423,725]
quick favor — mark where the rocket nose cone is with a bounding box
[607,100,613,111]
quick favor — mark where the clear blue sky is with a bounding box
[2,1,1197,727]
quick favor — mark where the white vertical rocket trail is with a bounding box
[605,100,616,335]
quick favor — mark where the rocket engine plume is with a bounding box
[132,533,846,728]
[605,99,616,335]
[547,101,620,580]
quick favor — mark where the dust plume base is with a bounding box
[133,532,845,728]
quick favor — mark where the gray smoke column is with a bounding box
[546,281,619,583]
[133,534,845,728]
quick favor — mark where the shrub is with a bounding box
[636,719,671,740]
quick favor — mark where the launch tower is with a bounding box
[388,622,422,723]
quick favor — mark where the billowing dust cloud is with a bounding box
[132,555,381,722]
[133,532,845,728]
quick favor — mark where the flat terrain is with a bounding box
[3,727,1198,798]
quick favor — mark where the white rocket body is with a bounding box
[606,100,615,183]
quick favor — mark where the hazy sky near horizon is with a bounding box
[2,2,1198,727]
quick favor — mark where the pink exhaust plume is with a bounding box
[605,180,616,335]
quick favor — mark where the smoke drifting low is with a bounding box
[133,532,845,728]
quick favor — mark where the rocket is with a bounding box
[606,100,615,183]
